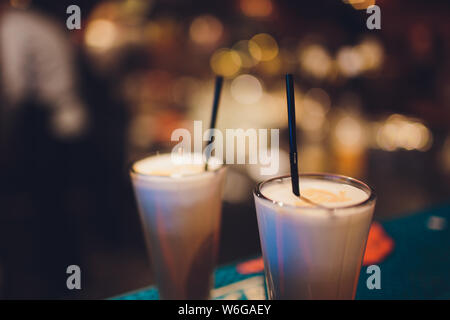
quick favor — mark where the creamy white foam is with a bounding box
[261,177,369,208]
[133,153,222,178]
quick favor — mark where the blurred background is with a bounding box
[0,0,449,299]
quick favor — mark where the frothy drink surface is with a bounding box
[133,154,221,177]
[261,178,369,209]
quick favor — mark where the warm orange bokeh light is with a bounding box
[240,0,273,18]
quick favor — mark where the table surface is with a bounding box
[114,204,450,300]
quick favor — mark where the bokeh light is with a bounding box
[342,0,376,10]
[248,34,279,62]
[337,46,364,77]
[356,37,384,72]
[232,40,257,68]
[189,15,223,47]
[210,48,242,77]
[376,114,432,151]
[85,19,118,51]
[298,88,330,135]
[298,44,333,79]
[331,110,367,177]
[240,0,273,18]
[335,115,365,148]
[230,74,263,104]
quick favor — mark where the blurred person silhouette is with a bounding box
[0,0,135,298]
[0,2,90,298]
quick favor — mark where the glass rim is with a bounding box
[129,152,225,179]
[254,173,376,211]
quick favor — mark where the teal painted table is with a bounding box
[115,204,450,300]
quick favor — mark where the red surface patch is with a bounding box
[363,221,395,266]
[236,257,264,274]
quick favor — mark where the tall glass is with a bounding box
[130,153,226,299]
[254,173,376,300]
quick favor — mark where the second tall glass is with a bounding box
[254,173,376,300]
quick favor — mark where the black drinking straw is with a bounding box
[285,74,300,197]
[205,76,224,171]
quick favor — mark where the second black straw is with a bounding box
[285,74,300,197]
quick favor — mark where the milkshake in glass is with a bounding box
[254,173,376,300]
[130,153,226,299]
